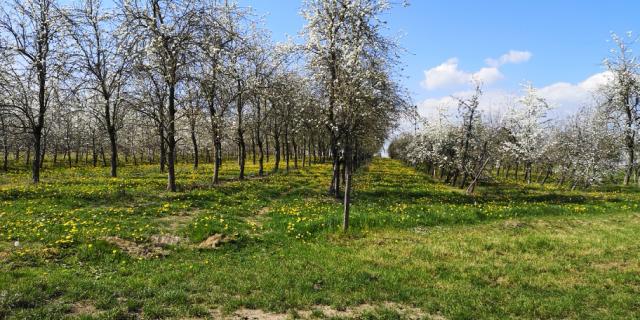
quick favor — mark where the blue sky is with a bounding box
[242,0,640,121]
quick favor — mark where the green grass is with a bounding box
[0,158,639,319]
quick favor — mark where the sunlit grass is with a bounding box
[0,158,639,319]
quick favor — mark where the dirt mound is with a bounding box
[69,300,101,317]
[197,234,234,249]
[150,234,183,247]
[103,236,168,258]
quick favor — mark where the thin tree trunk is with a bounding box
[256,127,264,176]
[293,137,298,169]
[284,127,290,172]
[191,128,198,170]
[266,135,270,163]
[624,136,635,185]
[31,128,41,183]
[466,157,490,194]
[26,145,31,167]
[213,138,222,184]
[237,83,246,180]
[101,146,107,166]
[40,132,47,169]
[274,131,280,173]
[540,166,552,186]
[92,134,97,167]
[251,130,256,165]
[167,84,177,192]
[109,128,117,177]
[342,143,352,231]
[159,125,166,173]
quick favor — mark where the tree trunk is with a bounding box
[540,166,552,186]
[293,137,298,169]
[342,143,352,231]
[466,157,490,195]
[108,128,117,177]
[237,82,246,180]
[624,134,635,185]
[191,129,198,170]
[266,135,270,163]
[167,83,177,192]
[256,127,264,177]
[460,172,468,189]
[251,131,256,165]
[2,127,7,172]
[2,142,7,172]
[302,137,306,167]
[26,145,31,167]
[284,127,290,172]
[92,135,97,167]
[101,146,107,166]
[213,138,222,184]
[159,124,166,173]
[330,139,340,198]
[53,144,58,166]
[31,126,42,183]
[274,131,280,172]
[40,132,47,169]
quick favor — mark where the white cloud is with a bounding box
[421,50,531,91]
[420,58,504,90]
[417,89,515,121]
[537,71,612,114]
[473,67,503,84]
[416,71,613,123]
[485,50,532,67]
[420,58,469,90]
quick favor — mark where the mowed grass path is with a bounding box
[0,158,639,319]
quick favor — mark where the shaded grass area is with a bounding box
[0,158,639,319]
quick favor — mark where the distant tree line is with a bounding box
[390,33,640,192]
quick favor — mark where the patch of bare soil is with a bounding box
[257,206,271,215]
[150,234,184,247]
[0,251,10,261]
[69,300,101,317]
[207,302,439,319]
[229,308,289,320]
[103,236,168,258]
[197,234,235,249]
[308,302,429,319]
[502,220,528,229]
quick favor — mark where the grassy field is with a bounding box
[1,158,639,319]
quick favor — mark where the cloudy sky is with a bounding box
[242,0,638,126]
